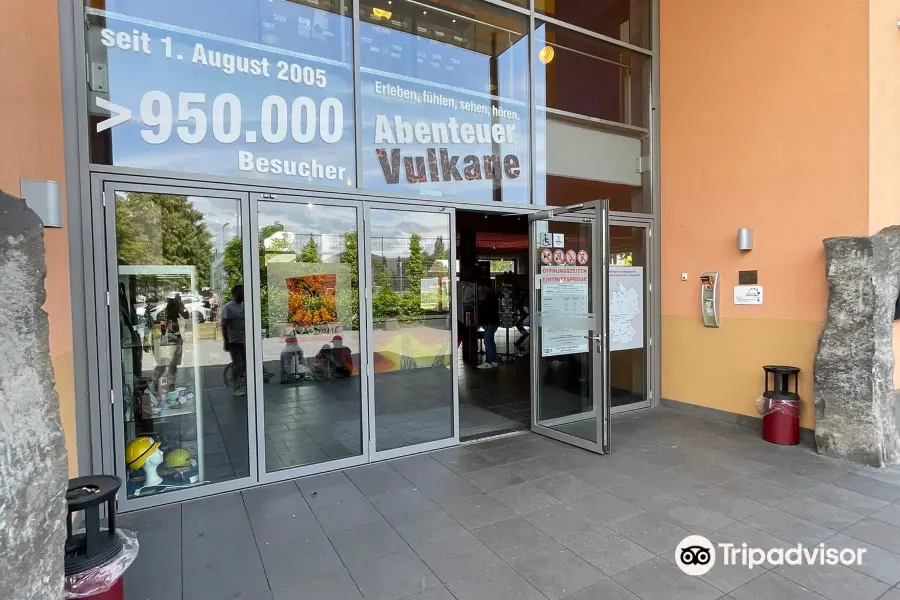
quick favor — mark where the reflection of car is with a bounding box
[139,295,212,323]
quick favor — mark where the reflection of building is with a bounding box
[210,252,227,296]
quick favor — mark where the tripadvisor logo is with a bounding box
[675,535,868,576]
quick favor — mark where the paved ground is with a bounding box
[120,407,900,600]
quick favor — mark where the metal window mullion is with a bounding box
[352,0,363,188]
[535,14,653,57]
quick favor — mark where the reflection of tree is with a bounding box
[338,232,360,329]
[431,235,449,261]
[115,193,213,291]
[298,235,321,263]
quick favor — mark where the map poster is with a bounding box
[609,266,644,351]
[541,266,589,357]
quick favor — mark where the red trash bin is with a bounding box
[761,365,801,445]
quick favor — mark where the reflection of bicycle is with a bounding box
[223,362,273,388]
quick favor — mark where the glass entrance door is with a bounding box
[529,200,610,454]
[365,206,458,459]
[252,194,370,480]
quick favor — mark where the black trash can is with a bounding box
[64,475,133,600]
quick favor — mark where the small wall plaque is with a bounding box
[738,270,758,285]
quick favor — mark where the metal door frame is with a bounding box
[528,200,610,454]
[608,218,653,414]
[250,192,373,485]
[100,180,257,512]
[363,202,460,461]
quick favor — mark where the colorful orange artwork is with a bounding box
[287,275,338,326]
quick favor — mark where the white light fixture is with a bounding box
[19,179,63,228]
[737,228,754,251]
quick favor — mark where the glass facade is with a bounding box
[84,0,651,211]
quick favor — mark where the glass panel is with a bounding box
[369,209,454,451]
[534,219,597,442]
[85,0,356,185]
[540,176,648,213]
[358,0,530,203]
[257,201,364,472]
[535,0,652,49]
[115,191,247,499]
[609,225,647,410]
[534,22,650,127]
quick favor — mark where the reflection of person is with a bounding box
[221,284,246,396]
[163,295,189,377]
[478,281,499,369]
[328,335,352,376]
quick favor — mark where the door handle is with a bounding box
[583,335,602,341]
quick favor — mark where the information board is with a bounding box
[540,266,589,357]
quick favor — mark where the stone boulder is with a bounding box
[0,190,69,599]
[814,226,900,467]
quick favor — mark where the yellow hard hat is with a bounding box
[126,436,161,471]
[164,448,192,468]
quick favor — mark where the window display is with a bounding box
[114,192,248,498]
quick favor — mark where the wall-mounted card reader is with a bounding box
[699,272,720,328]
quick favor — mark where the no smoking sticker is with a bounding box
[553,249,565,264]
[539,248,553,265]
[565,249,577,265]
[577,249,589,265]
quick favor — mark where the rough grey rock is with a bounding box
[0,190,69,599]
[814,226,900,467]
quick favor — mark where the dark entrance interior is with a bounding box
[456,210,532,441]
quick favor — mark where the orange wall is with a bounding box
[0,0,77,474]
[868,0,900,390]
[660,0,871,427]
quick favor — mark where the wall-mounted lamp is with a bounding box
[737,228,754,252]
[20,179,63,228]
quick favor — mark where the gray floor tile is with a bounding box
[565,491,644,525]
[773,562,891,600]
[569,464,640,490]
[489,482,561,515]
[272,570,363,600]
[347,550,442,600]
[719,477,798,506]
[530,472,598,502]
[843,519,900,554]
[509,455,568,482]
[612,556,722,600]
[607,511,691,554]
[259,532,347,588]
[412,530,505,582]
[392,506,468,545]
[510,544,605,600]
[522,502,607,543]
[743,508,836,545]
[690,485,769,520]
[828,533,900,585]
[730,571,827,600]
[328,521,410,567]
[852,467,900,486]
[445,563,546,600]
[461,463,529,493]
[368,487,440,525]
[650,500,735,535]
[677,460,745,486]
[870,502,900,525]
[789,459,856,484]
[473,516,557,560]
[561,577,640,600]
[752,466,823,494]
[397,586,457,600]
[561,527,655,576]
[312,497,385,534]
[297,471,368,509]
[832,473,900,502]
[877,588,900,600]
[607,478,681,512]
[439,493,515,530]
[243,481,314,520]
[773,496,865,531]
[344,463,414,497]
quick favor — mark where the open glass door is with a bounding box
[529,200,610,454]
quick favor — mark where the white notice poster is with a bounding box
[541,266,589,356]
[609,266,644,351]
